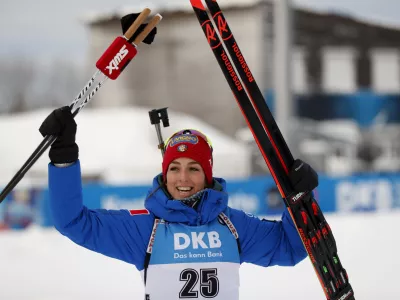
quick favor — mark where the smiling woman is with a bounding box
[166,158,207,201]
[162,129,213,205]
[38,105,322,300]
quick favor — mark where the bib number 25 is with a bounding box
[179,268,219,298]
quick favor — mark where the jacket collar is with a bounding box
[144,175,228,226]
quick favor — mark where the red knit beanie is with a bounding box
[162,129,213,185]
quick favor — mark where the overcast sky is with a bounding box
[0,0,399,61]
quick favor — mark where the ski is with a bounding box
[190,0,354,299]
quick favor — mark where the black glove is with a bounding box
[120,13,158,44]
[39,106,78,164]
[288,159,318,193]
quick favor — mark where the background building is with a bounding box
[84,0,400,133]
[83,0,400,175]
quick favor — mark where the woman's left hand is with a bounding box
[288,159,319,193]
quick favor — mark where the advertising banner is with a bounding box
[3,173,400,229]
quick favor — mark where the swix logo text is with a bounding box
[174,231,222,250]
[106,45,129,75]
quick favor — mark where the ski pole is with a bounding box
[0,9,163,203]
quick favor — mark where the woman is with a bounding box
[39,107,317,300]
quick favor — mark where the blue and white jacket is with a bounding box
[49,160,307,300]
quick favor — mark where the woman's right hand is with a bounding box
[39,106,78,164]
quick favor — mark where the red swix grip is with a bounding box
[96,36,138,80]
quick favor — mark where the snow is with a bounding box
[0,107,251,186]
[0,211,398,299]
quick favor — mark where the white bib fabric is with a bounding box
[143,213,240,300]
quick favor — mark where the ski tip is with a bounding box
[190,0,206,10]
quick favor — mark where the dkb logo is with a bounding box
[174,231,221,250]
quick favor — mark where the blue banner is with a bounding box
[266,90,400,127]
[5,172,400,229]
[322,173,400,212]
[0,188,45,230]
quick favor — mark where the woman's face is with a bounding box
[166,157,206,200]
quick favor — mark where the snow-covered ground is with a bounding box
[0,211,398,300]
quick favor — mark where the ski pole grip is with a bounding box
[133,14,163,45]
[124,8,152,40]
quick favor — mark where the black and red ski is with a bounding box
[190,0,354,299]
